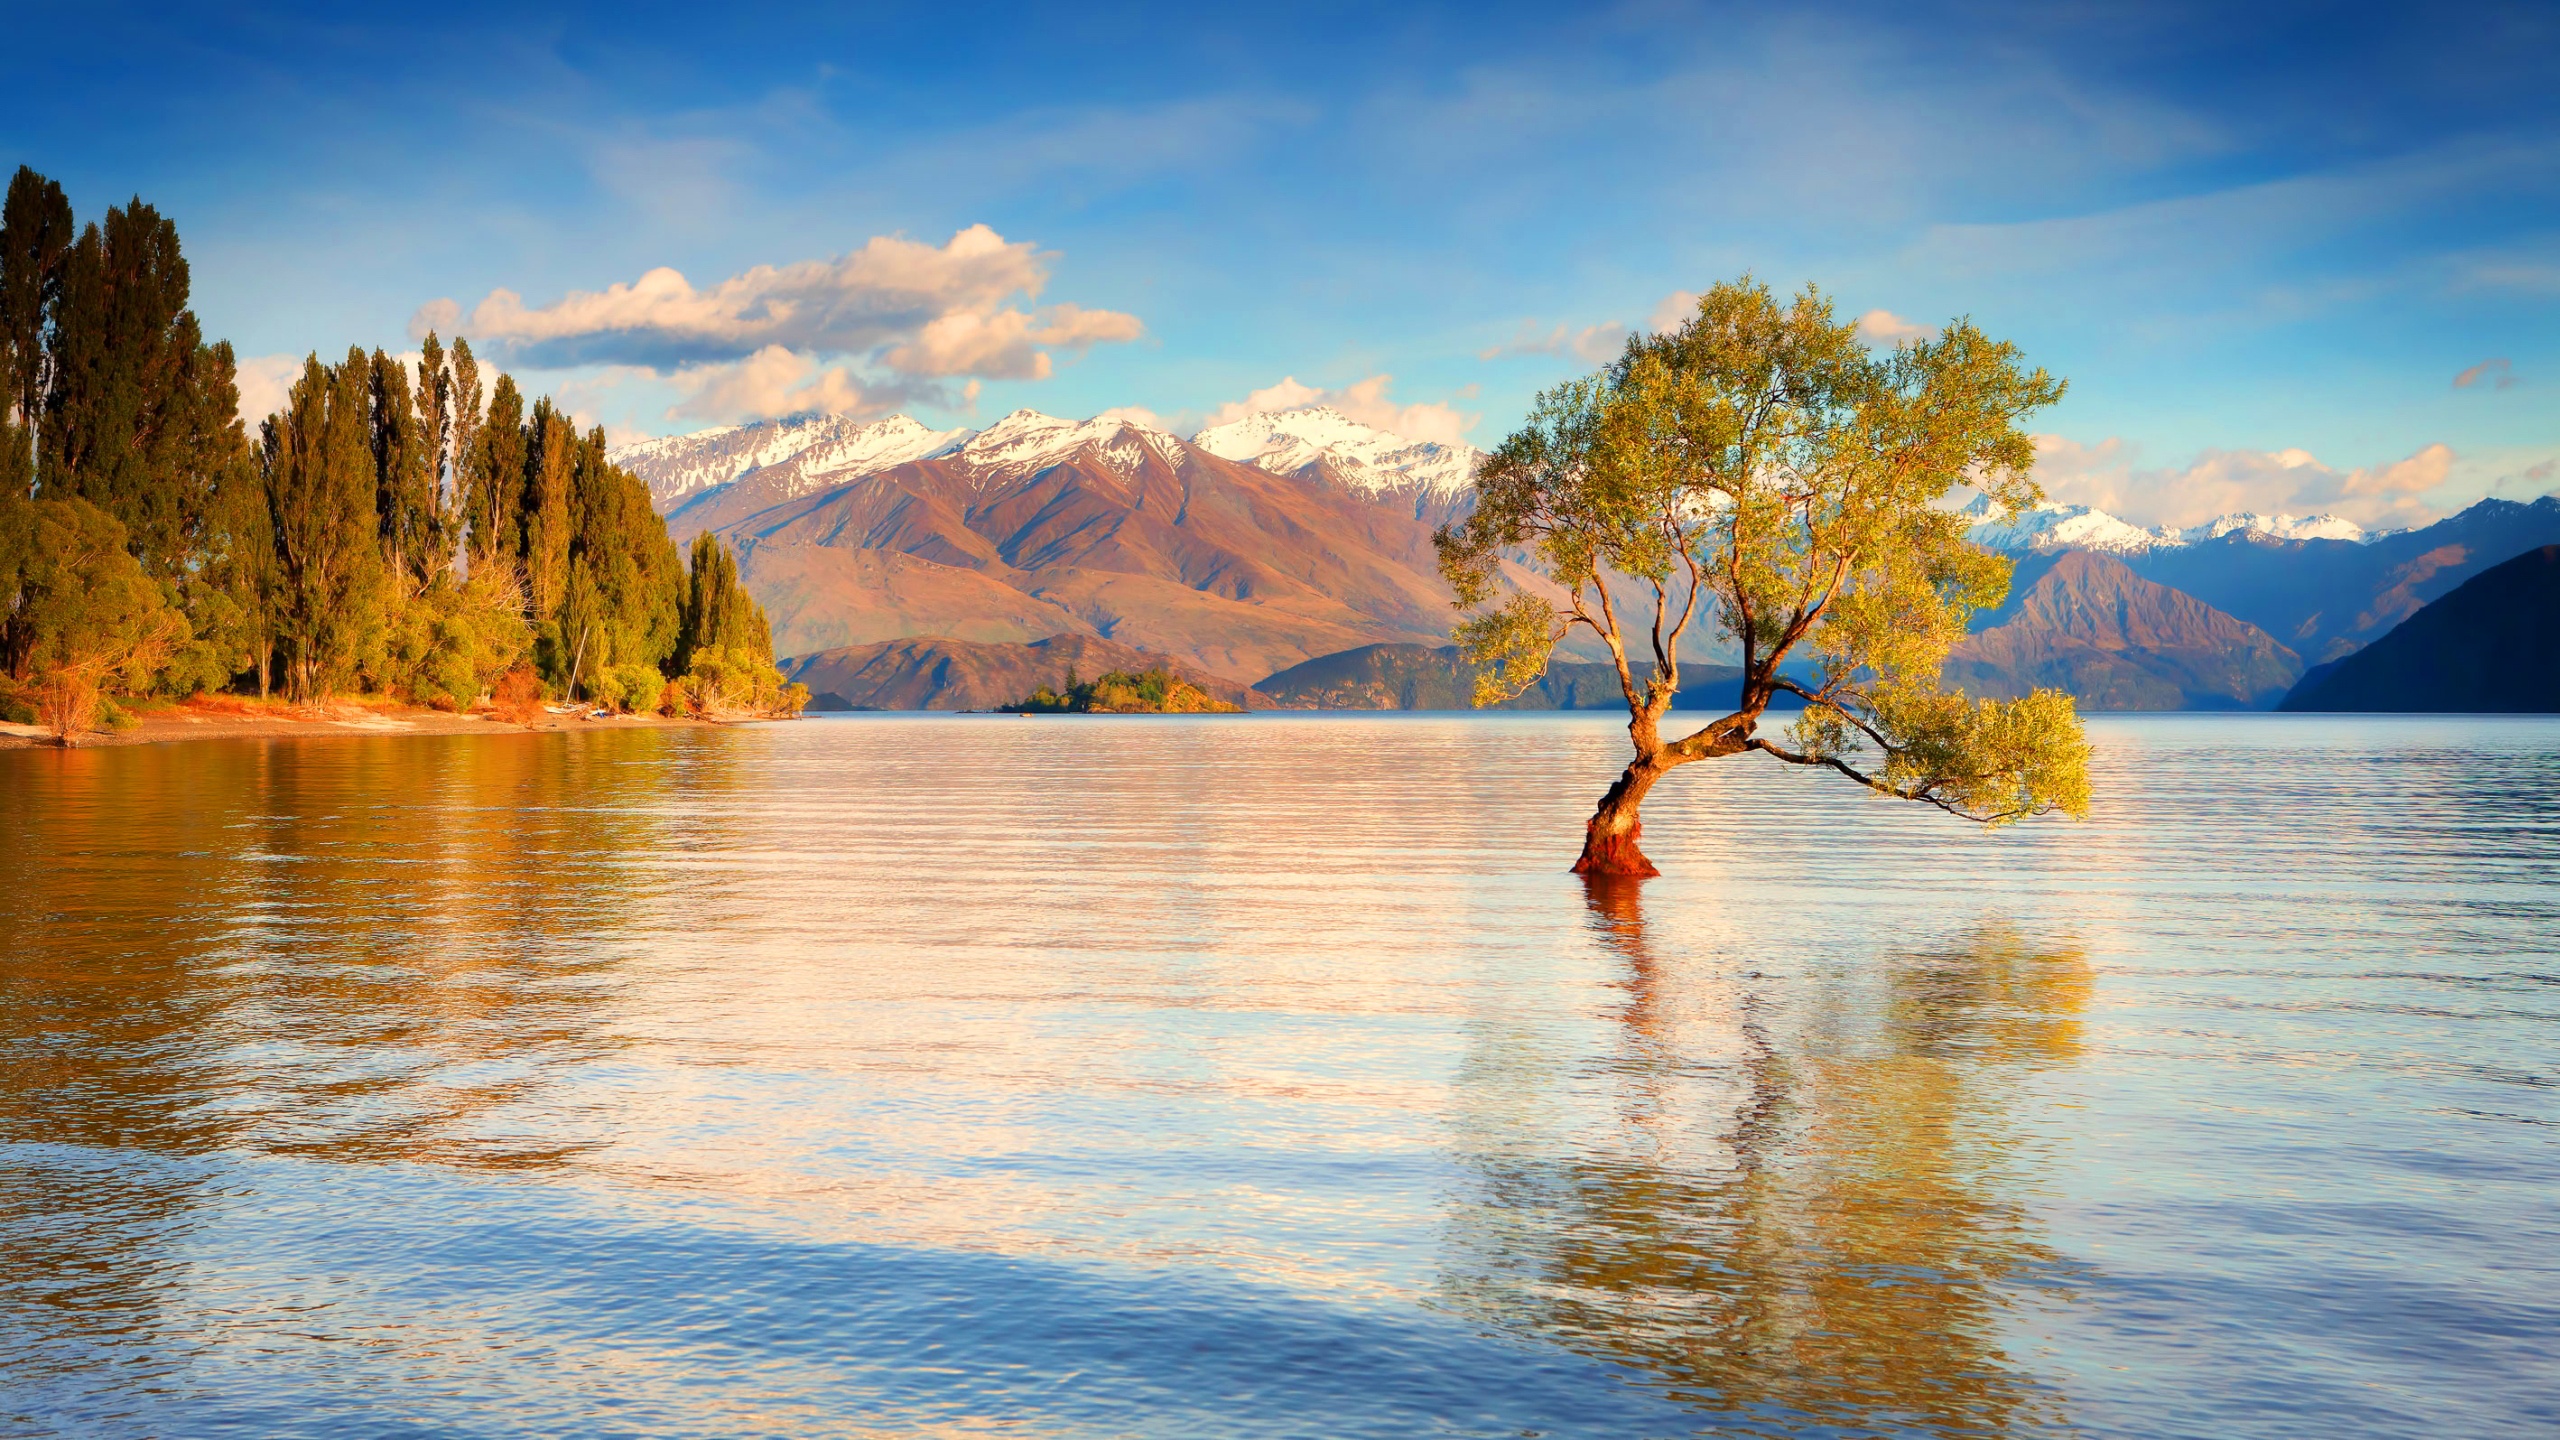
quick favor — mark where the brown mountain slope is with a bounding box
[737,546,1096,656]
[719,427,1458,677]
[1947,551,2302,710]
[784,635,1269,712]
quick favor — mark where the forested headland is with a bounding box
[0,165,802,742]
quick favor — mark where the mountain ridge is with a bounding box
[2278,545,2560,712]
[1947,551,2302,709]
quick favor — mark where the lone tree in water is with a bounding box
[1436,278,2091,876]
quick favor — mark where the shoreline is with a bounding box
[0,696,734,751]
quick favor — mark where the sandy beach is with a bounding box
[0,695,728,750]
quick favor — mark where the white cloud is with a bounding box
[1855,309,1935,345]
[410,225,1142,380]
[2031,434,2463,528]
[1093,404,1166,429]
[664,347,873,423]
[1647,291,1700,333]
[2453,357,2517,390]
[233,352,305,426]
[1200,374,1477,447]
[884,301,1144,380]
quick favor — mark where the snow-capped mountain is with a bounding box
[2171,512,2370,544]
[613,404,1482,520]
[953,409,1184,483]
[1962,495,2374,554]
[1190,406,1479,502]
[609,414,969,511]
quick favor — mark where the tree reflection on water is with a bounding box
[0,735,686,1390]
[1442,875,2093,1437]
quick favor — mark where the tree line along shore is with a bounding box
[0,165,804,746]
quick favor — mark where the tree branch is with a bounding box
[1746,736,2035,825]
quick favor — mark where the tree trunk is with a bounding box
[1573,759,1667,878]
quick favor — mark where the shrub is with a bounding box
[489,664,545,724]
[593,662,667,715]
[673,645,807,718]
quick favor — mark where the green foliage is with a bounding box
[1000,667,1241,714]
[0,493,184,739]
[1438,276,2089,832]
[593,661,670,715]
[0,163,867,726]
[263,351,391,701]
[381,569,534,710]
[677,530,771,672]
[674,644,806,718]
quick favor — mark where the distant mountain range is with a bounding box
[614,410,2560,713]
[614,407,1478,682]
[2279,545,2560,712]
[1945,552,2301,710]
[1959,494,2375,554]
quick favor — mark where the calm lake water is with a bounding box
[2,713,2554,1438]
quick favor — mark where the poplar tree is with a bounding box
[41,199,203,573]
[369,348,438,594]
[520,397,574,619]
[412,332,456,587]
[263,351,388,700]
[465,373,523,572]
[677,530,770,670]
[0,167,72,496]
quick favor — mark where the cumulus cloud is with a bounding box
[233,352,305,426]
[1201,374,1477,447]
[1647,291,1699,332]
[408,226,1143,427]
[2453,357,2517,390]
[885,301,1144,380]
[1855,309,1935,345]
[2030,434,2461,529]
[1093,404,1167,429]
[665,346,872,423]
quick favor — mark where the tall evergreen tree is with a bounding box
[677,530,771,671]
[369,348,437,594]
[556,424,683,693]
[412,332,456,587]
[43,201,188,563]
[0,167,73,496]
[447,337,482,557]
[263,351,388,700]
[36,198,246,591]
[520,396,574,619]
[465,371,522,573]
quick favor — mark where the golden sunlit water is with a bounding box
[3,714,2554,1437]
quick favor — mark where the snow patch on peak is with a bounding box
[2174,512,2368,545]
[1962,495,2164,554]
[1963,494,2379,554]
[1191,405,1479,499]
[612,412,970,511]
[958,410,1178,480]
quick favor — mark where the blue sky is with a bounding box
[5,0,2554,528]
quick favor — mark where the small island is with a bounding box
[998,668,1244,714]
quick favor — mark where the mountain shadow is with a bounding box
[2278,545,2560,713]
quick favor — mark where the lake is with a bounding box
[2,713,2554,1438]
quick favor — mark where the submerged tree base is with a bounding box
[1572,822,1661,878]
